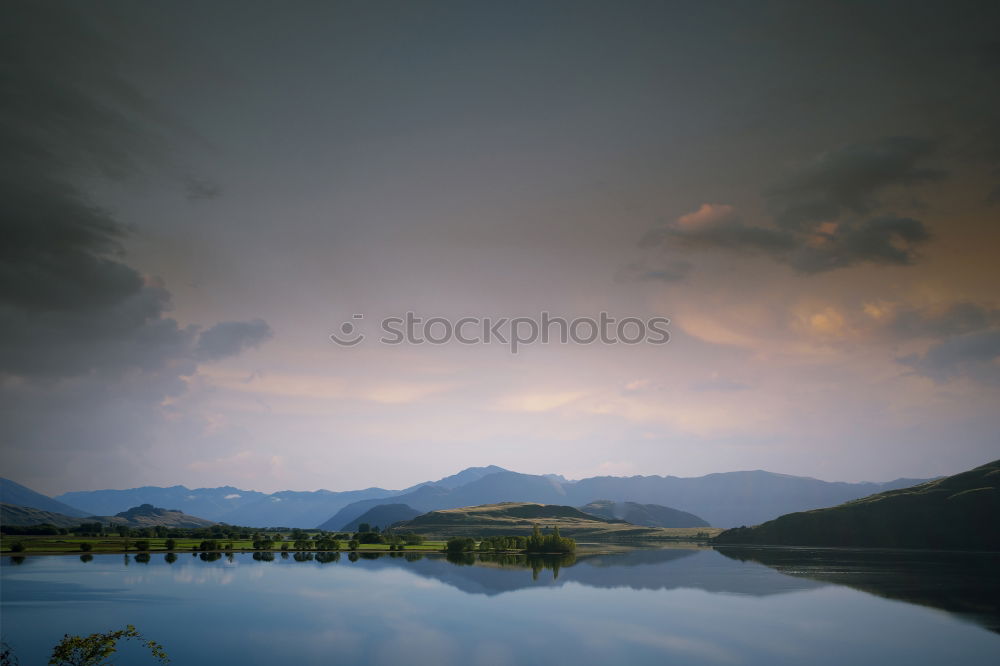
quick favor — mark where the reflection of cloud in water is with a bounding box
[349,548,826,597]
[1,579,162,605]
[374,619,458,664]
[470,640,515,666]
[587,620,739,663]
[173,567,235,586]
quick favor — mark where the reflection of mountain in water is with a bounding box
[715,546,1000,634]
[346,547,826,597]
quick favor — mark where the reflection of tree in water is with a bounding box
[716,546,1000,634]
[527,554,576,581]
[8,557,25,565]
[315,551,340,564]
[252,551,275,562]
[443,552,578,580]
[199,552,221,562]
[347,552,359,562]
[164,553,177,564]
[80,554,93,563]
[293,552,314,562]
[135,553,150,564]
[446,552,476,566]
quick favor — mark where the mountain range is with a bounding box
[40,465,932,529]
[0,502,215,529]
[318,468,930,530]
[393,502,716,539]
[1,477,89,517]
[580,500,709,528]
[714,458,1000,549]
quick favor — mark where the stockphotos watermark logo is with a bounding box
[330,312,670,353]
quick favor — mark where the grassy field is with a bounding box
[398,503,724,540]
[0,535,448,554]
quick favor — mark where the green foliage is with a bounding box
[79,543,92,552]
[10,542,25,552]
[477,535,526,552]
[2,640,19,666]
[163,539,176,550]
[524,524,576,554]
[445,537,475,553]
[133,540,150,552]
[47,624,168,665]
[348,539,359,550]
[356,532,384,544]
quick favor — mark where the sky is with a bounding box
[2,0,999,495]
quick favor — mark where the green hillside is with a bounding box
[714,459,1000,550]
[111,504,216,528]
[580,500,710,527]
[1,503,87,527]
[395,502,722,540]
[340,503,422,531]
[1,502,215,529]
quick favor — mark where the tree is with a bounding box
[79,543,92,552]
[134,541,150,552]
[357,523,371,534]
[47,625,168,665]
[164,539,176,551]
[2,640,19,666]
[446,537,475,553]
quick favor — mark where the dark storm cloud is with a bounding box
[900,330,1000,385]
[889,303,1000,339]
[637,136,939,275]
[0,3,270,482]
[0,7,268,382]
[642,211,928,275]
[784,216,929,273]
[765,136,945,229]
[196,320,273,361]
[641,214,792,254]
[890,303,1000,385]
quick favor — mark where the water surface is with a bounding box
[2,546,998,665]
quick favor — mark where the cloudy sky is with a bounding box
[3,0,999,495]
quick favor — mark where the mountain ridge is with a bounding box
[713,459,1000,550]
[1,477,89,517]
[580,500,710,528]
[45,465,937,529]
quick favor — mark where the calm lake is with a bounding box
[2,546,998,665]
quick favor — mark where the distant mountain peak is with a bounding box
[429,465,511,489]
